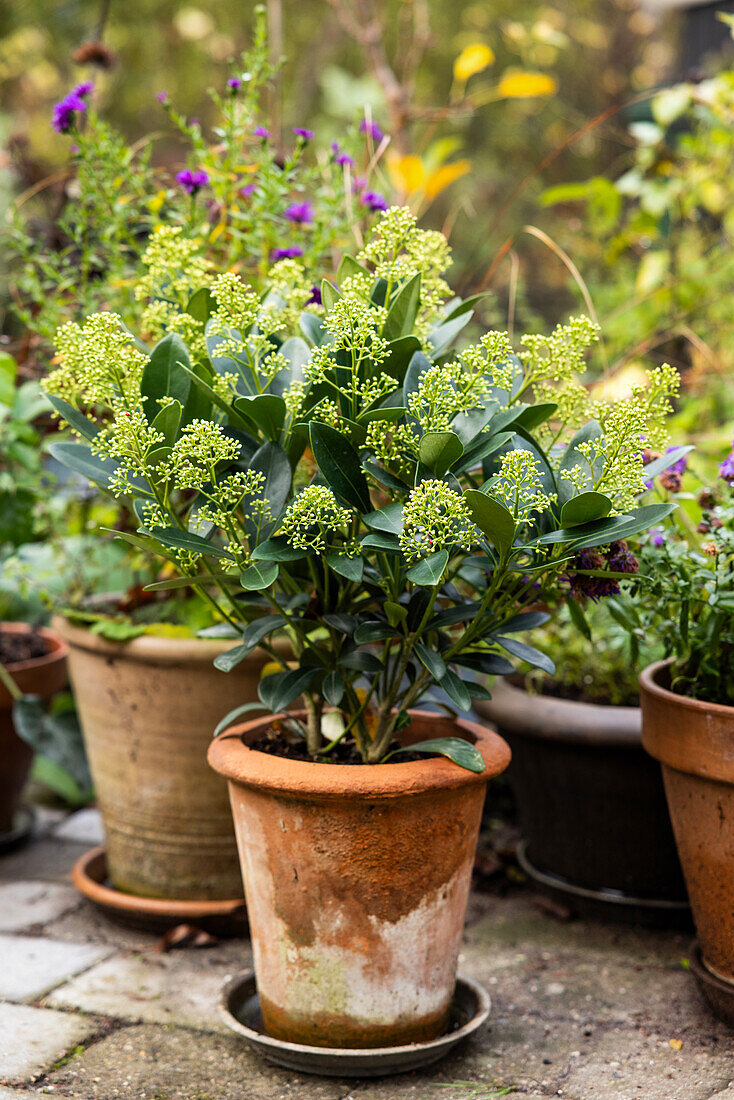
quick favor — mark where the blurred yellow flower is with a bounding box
[497,71,557,98]
[390,155,426,193]
[454,42,495,83]
[425,160,471,199]
[388,154,471,205]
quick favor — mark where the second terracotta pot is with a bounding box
[54,616,280,901]
[641,659,734,982]
[0,623,68,834]
[208,710,511,1049]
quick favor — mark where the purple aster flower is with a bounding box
[52,91,88,134]
[607,540,639,575]
[720,442,734,482]
[292,127,314,141]
[73,81,94,98]
[361,190,388,212]
[284,201,313,225]
[227,77,242,92]
[648,526,665,548]
[271,246,304,261]
[239,183,256,198]
[331,142,355,167]
[176,168,209,195]
[156,90,169,104]
[253,126,270,139]
[567,549,620,603]
[658,446,688,492]
[306,285,322,306]
[360,117,384,142]
[352,175,367,194]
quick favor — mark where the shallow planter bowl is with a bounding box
[219,969,490,1077]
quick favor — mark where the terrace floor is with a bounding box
[0,807,732,1100]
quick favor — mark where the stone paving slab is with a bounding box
[0,934,109,1001]
[0,881,80,933]
[0,1002,100,1085]
[48,940,252,1034]
[51,807,105,846]
[0,839,88,884]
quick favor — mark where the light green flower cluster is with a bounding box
[458,331,518,398]
[399,479,478,562]
[568,362,680,511]
[97,408,165,496]
[519,316,599,433]
[49,313,146,408]
[487,449,555,522]
[135,227,212,355]
[356,207,451,334]
[164,421,241,492]
[265,259,316,328]
[280,485,351,553]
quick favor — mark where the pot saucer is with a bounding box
[72,846,247,937]
[219,969,490,1077]
[517,840,692,929]
[689,943,734,1027]
[0,806,34,854]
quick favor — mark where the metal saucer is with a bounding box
[689,942,734,1027]
[517,840,692,929]
[219,969,490,1077]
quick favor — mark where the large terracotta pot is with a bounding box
[641,659,734,982]
[54,616,279,901]
[208,710,510,1049]
[476,679,686,906]
[0,622,68,833]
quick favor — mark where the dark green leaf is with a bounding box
[566,595,592,640]
[321,279,342,311]
[514,402,558,432]
[407,550,448,586]
[310,422,371,512]
[429,601,482,629]
[325,553,364,582]
[323,613,357,634]
[138,526,236,560]
[358,405,408,425]
[322,670,345,706]
[560,491,613,528]
[150,400,182,446]
[384,273,421,341]
[240,561,279,589]
[141,334,191,423]
[386,736,485,773]
[338,649,384,673]
[354,621,396,644]
[464,490,515,554]
[439,668,472,711]
[259,666,321,711]
[186,287,216,324]
[13,696,92,792]
[251,536,308,561]
[46,396,99,441]
[213,701,270,738]
[233,394,286,441]
[362,459,410,493]
[496,635,555,674]
[299,312,326,346]
[414,642,446,680]
[363,503,404,535]
[419,431,464,475]
[500,610,550,633]
[143,573,234,591]
[385,601,408,629]
[361,531,402,553]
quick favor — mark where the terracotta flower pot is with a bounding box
[53,616,282,901]
[641,659,734,981]
[208,710,510,1049]
[476,679,686,908]
[0,622,68,833]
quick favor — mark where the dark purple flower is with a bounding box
[306,285,322,306]
[227,77,242,92]
[292,127,314,141]
[361,190,388,212]
[720,442,734,482]
[271,246,304,261]
[360,118,383,142]
[648,526,665,548]
[239,183,256,198]
[331,142,354,167]
[176,168,209,195]
[52,90,89,133]
[567,549,620,602]
[284,201,313,225]
[607,540,639,575]
[253,125,270,139]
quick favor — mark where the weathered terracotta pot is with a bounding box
[208,710,510,1049]
[54,616,280,901]
[641,659,734,982]
[0,623,68,833]
[476,678,686,906]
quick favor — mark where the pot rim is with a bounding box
[474,675,640,746]
[208,710,511,800]
[52,613,287,667]
[640,658,734,719]
[1,621,69,673]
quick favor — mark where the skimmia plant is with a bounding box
[46,207,681,769]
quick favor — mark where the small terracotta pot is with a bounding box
[0,622,68,833]
[476,679,686,905]
[641,659,734,982]
[208,710,510,1049]
[54,616,283,901]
